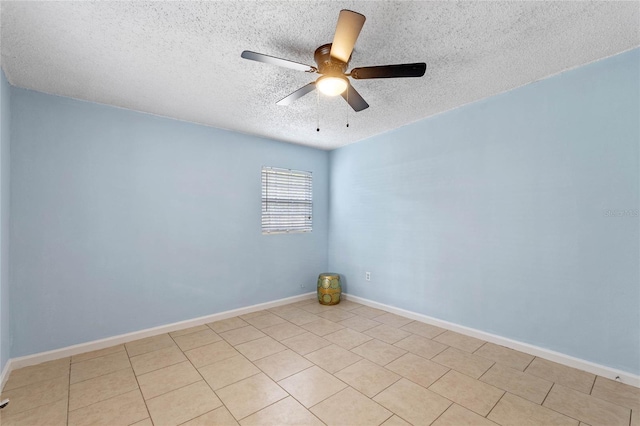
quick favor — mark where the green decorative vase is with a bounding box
[317,273,341,305]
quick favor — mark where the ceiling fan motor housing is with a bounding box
[314,43,348,76]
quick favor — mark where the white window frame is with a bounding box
[261,166,312,234]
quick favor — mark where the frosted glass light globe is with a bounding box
[316,76,348,96]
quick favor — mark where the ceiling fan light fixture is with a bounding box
[316,75,348,96]
[241,10,425,112]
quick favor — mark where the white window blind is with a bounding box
[262,166,312,234]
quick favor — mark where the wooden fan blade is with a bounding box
[276,83,316,106]
[341,82,369,112]
[241,51,317,73]
[330,10,366,64]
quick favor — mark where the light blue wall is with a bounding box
[0,69,10,371]
[329,49,640,374]
[10,89,329,357]
[5,49,639,375]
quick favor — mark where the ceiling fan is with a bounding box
[241,9,426,112]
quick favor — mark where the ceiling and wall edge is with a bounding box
[2,46,639,152]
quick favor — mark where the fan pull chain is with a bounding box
[316,90,320,132]
[346,86,350,128]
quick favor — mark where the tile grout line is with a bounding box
[589,374,597,395]
[68,364,132,387]
[237,387,323,425]
[167,329,235,425]
[377,412,394,425]
[229,312,321,424]
[540,382,554,406]
[472,341,488,355]
[546,379,636,418]
[301,382,352,420]
[210,311,316,424]
[65,374,152,420]
[324,319,455,421]
[67,348,147,421]
[523,355,537,372]
[278,378,328,425]
[427,401,455,425]
[430,328,449,339]
[368,374,403,400]
[423,362,508,417]
[2,373,69,394]
[128,335,208,417]
[67,354,140,413]
[475,361,497,382]
[272,308,402,424]
[486,389,506,419]
[127,346,153,426]
[484,390,507,419]
[2,361,75,420]
[262,360,313,383]
[129,341,183,374]
[539,385,587,426]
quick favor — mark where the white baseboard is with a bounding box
[3,290,638,390]
[342,293,640,388]
[2,291,316,389]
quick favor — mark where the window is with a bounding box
[261,166,312,234]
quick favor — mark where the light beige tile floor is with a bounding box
[1,298,638,426]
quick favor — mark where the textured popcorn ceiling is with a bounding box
[1,1,638,150]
